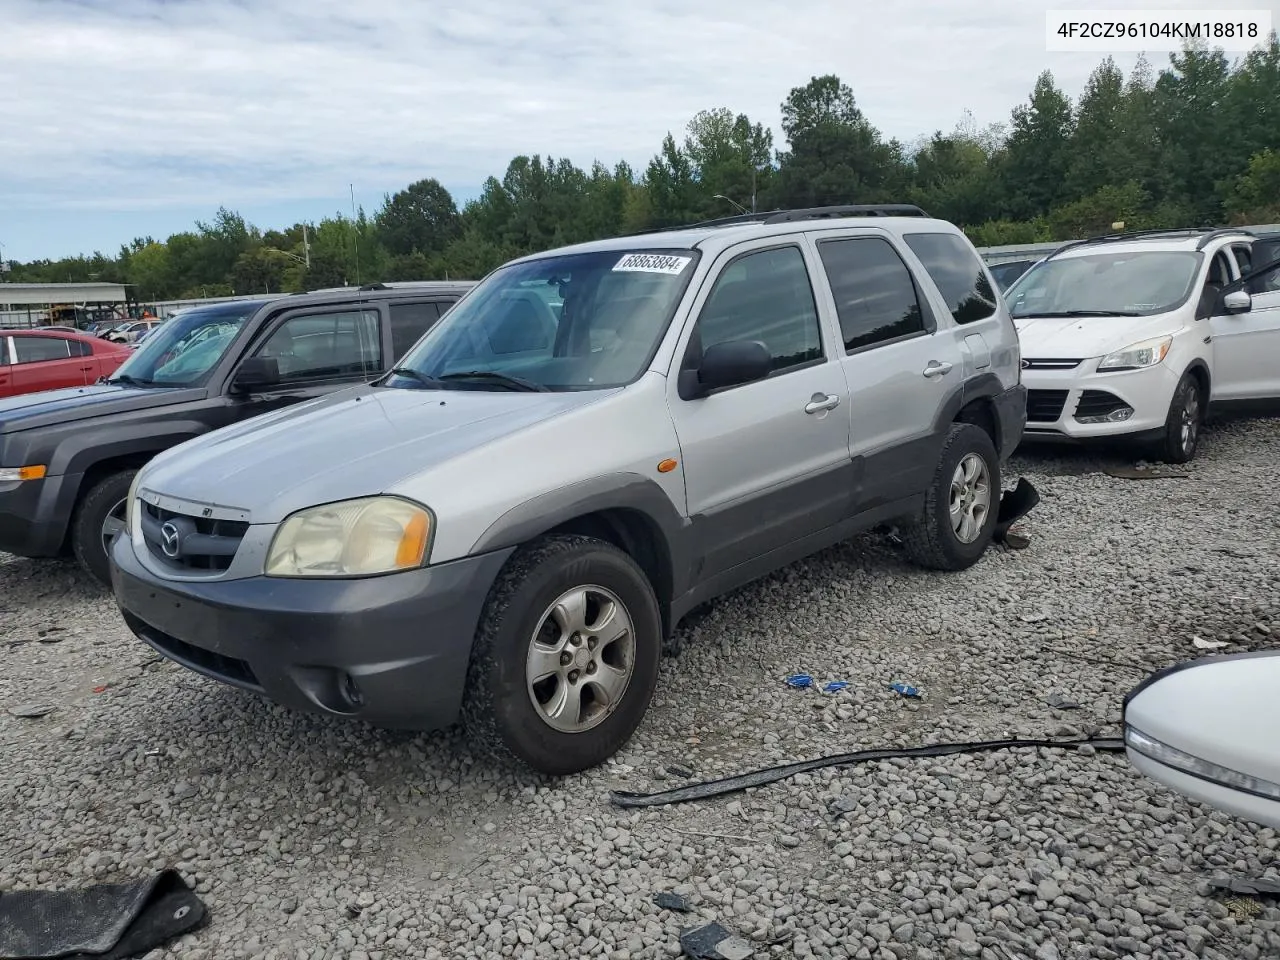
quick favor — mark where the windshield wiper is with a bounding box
[1014,310,1144,319]
[106,374,155,387]
[436,371,550,392]
[386,367,444,389]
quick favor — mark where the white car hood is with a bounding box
[1013,314,1179,360]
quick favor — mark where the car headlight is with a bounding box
[1098,336,1172,372]
[1125,724,1280,801]
[265,496,433,578]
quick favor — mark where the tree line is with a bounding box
[7,38,1280,302]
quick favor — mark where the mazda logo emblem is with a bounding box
[160,522,181,559]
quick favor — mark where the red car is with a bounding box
[0,329,133,398]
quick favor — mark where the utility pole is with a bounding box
[302,224,311,269]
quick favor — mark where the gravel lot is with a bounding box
[4,416,1280,960]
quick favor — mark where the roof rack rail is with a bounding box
[655,203,931,233]
[1046,226,1259,261]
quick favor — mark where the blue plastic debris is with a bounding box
[821,680,850,694]
[784,673,813,689]
[888,682,922,699]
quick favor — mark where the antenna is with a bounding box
[349,183,361,287]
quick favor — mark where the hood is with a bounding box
[140,384,616,523]
[1013,313,1179,360]
[0,383,198,435]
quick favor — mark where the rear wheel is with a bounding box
[462,534,662,775]
[902,423,1000,571]
[1156,373,1202,464]
[70,469,137,587]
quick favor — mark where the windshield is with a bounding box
[1006,250,1202,319]
[110,304,259,386]
[386,248,699,392]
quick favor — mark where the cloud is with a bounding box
[0,0,1263,258]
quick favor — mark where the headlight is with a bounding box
[1126,724,1280,801]
[265,496,432,578]
[1098,336,1172,372]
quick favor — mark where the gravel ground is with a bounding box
[3,416,1280,960]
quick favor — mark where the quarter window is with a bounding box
[817,238,927,352]
[251,310,383,383]
[694,246,823,375]
[903,232,997,325]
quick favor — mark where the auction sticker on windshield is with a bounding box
[613,253,692,274]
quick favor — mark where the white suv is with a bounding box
[1005,228,1280,462]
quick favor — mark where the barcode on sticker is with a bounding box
[613,253,691,274]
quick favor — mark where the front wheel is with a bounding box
[1156,373,1202,464]
[70,469,137,587]
[462,534,662,775]
[902,423,1001,571]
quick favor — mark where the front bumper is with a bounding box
[0,473,82,558]
[110,531,514,730]
[1020,362,1180,440]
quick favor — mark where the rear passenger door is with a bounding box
[10,334,97,394]
[666,240,852,581]
[808,231,965,512]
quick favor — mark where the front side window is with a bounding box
[692,245,823,374]
[111,304,260,386]
[251,310,382,383]
[903,232,998,324]
[1246,259,1280,295]
[13,336,72,363]
[388,248,698,391]
[1005,250,1203,319]
[818,237,926,352]
[0,338,8,366]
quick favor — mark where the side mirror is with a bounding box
[1123,652,1280,829]
[679,340,772,399]
[231,355,280,392]
[1223,289,1252,314]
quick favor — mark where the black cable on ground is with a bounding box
[609,736,1126,808]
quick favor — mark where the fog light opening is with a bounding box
[1078,405,1134,425]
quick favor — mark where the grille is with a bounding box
[1021,358,1083,370]
[125,612,260,689]
[1026,389,1069,423]
[1075,390,1129,420]
[141,501,249,572]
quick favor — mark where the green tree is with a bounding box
[774,75,906,208]
[997,71,1074,219]
[375,178,461,257]
[1223,149,1280,221]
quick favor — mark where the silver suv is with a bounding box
[109,204,1026,775]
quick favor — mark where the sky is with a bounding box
[1,0,1276,262]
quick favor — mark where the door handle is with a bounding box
[804,393,840,414]
[923,361,953,378]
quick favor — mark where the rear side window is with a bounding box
[817,237,927,352]
[13,336,72,363]
[696,245,823,374]
[70,339,92,357]
[389,301,442,360]
[903,232,998,325]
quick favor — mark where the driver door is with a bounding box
[228,306,387,420]
[1211,256,1280,401]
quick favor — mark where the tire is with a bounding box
[902,423,1001,572]
[462,534,662,776]
[71,469,137,587]
[1155,372,1203,464]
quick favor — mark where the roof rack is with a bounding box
[656,203,931,233]
[1046,226,1256,261]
